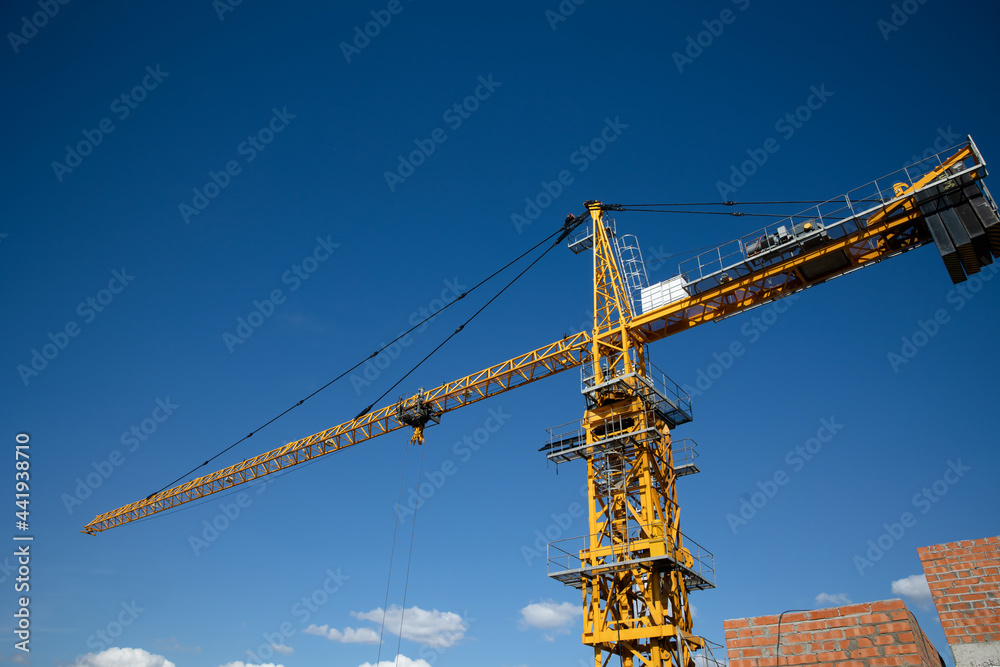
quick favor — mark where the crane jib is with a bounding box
[84,138,997,541]
[81,138,997,667]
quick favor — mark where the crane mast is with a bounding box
[84,138,999,667]
[573,203,705,666]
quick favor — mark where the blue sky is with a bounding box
[2,0,999,666]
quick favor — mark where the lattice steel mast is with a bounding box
[84,139,999,667]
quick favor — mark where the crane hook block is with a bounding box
[395,389,440,445]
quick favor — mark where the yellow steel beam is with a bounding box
[632,203,930,342]
[83,331,591,534]
[629,143,982,345]
[579,208,700,667]
[86,142,985,544]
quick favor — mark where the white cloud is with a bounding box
[305,624,380,644]
[270,644,293,654]
[519,600,581,631]
[352,606,466,649]
[815,592,852,606]
[693,654,727,667]
[358,656,431,667]
[73,648,176,667]
[892,574,933,608]
[218,662,284,667]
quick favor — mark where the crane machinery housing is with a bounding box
[85,137,999,667]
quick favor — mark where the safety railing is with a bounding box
[675,139,984,291]
[671,438,699,475]
[547,523,716,590]
[692,638,728,667]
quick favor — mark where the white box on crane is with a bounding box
[639,275,690,314]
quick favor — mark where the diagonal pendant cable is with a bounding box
[608,207,847,220]
[365,225,577,665]
[148,222,570,498]
[607,199,882,207]
[602,199,877,220]
[353,224,572,419]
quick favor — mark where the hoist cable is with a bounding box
[375,438,411,665]
[392,443,426,667]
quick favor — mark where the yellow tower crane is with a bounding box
[85,138,999,667]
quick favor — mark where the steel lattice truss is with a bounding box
[84,141,997,667]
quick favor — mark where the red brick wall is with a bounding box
[724,599,943,667]
[918,536,1000,648]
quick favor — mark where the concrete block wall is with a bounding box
[918,536,1000,667]
[724,599,944,667]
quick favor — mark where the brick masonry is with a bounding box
[918,535,1000,667]
[724,599,944,667]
